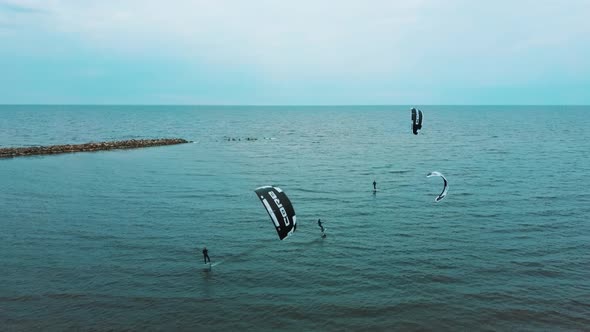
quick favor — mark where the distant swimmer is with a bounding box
[373,180,377,191]
[318,219,326,238]
[202,246,211,264]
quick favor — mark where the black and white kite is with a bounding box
[427,171,448,202]
[411,108,423,135]
[254,186,297,240]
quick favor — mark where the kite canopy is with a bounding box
[427,171,448,202]
[254,186,297,240]
[411,108,423,135]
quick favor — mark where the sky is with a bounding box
[0,0,589,105]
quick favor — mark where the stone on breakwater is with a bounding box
[0,138,190,158]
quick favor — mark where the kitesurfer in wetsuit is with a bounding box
[202,247,211,264]
[317,219,326,238]
[373,180,377,190]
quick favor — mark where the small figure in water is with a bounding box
[373,180,377,191]
[202,246,211,264]
[318,218,327,238]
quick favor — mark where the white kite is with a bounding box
[427,171,448,202]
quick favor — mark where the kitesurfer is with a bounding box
[318,219,324,232]
[202,246,211,264]
[317,219,326,238]
[373,180,377,190]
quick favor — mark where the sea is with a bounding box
[1,105,589,331]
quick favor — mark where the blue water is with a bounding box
[1,105,589,331]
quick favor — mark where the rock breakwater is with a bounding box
[0,138,189,158]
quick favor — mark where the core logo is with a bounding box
[268,191,290,226]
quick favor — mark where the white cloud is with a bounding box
[2,0,590,85]
[2,1,428,75]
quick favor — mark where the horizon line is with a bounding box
[1,104,589,107]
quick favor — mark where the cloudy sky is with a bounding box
[1,0,588,104]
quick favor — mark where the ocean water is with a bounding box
[1,105,589,331]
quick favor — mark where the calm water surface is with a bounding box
[1,105,589,331]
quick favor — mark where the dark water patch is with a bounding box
[569,299,590,310]
[0,295,43,302]
[453,192,474,196]
[481,308,590,330]
[514,222,569,232]
[484,149,509,155]
[469,212,501,218]
[475,265,512,274]
[522,268,563,278]
[510,260,543,267]
[495,246,522,253]
[526,209,577,218]
[387,170,411,174]
[291,187,323,193]
[417,273,462,284]
[532,195,560,200]
[61,231,121,242]
[44,293,89,300]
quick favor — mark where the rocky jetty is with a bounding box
[0,138,190,159]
